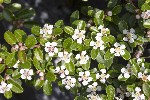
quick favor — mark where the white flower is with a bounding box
[132,87,145,100]
[87,93,102,100]
[39,72,44,77]
[40,24,53,38]
[123,28,137,43]
[75,51,89,64]
[107,11,112,16]
[97,25,110,37]
[20,69,33,80]
[141,10,150,19]
[58,51,72,63]
[55,65,69,78]
[0,58,2,63]
[62,76,76,90]
[45,42,58,57]
[40,24,53,34]
[0,81,12,93]
[110,42,126,56]
[116,87,131,100]
[138,72,150,82]
[121,64,132,79]
[72,29,86,44]
[78,71,93,86]
[86,82,101,92]
[90,39,105,50]
[13,60,20,68]
[136,14,140,19]
[96,69,110,83]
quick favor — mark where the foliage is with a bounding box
[0,0,150,100]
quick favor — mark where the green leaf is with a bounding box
[14,29,26,42]
[12,69,21,79]
[3,0,11,4]
[118,20,128,32]
[122,49,131,60]
[94,10,104,20]
[0,64,5,73]
[16,8,35,19]
[34,79,44,90]
[18,50,26,63]
[82,60,90,70]
[143,19,150,28]
[131,64,140,76]
[33,56,42,70]
[70,10,79,23]
[63,38,73,50]
[89,26,99,32]
[43,80,52,95]
[3,8,14,21]
[141,3,150,11]
[143,83,150,97]
[6,3,22,12]
[8,79,23,93]
[0,0,3,3]
[106,85,115,100]
[118,74,128,81]
[107,0,118,9]
[4,31,17,45]
[20,60,31,69]
[5,52,17,67]
[127,84,135,92]
[98,63,106,69]
[129,15,136,27]
[64,26,74,35]
[91,49,98,60]
[125,3,136,13]
[65,61,75,74]
[112,5,122,15]
[94,18,103,26]
[108,35,116,44]
[75,96,87,100]
[72,20,86,30]
[4,91,12,99]
[25,35,37,48]
[54,20,64,28]
[31,25,40,36]
[46,71,56,82]
[34,48,43,61]
[138,0,145,8]
[96,50,105,63]
[104,50,114,60]
[53,28,63,36]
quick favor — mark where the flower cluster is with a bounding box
[131,87,145,100]
[75,51,89,64]
[0,81,12,94]
[123,28,137,43]
[72,29,86,44]
[96,69,110,84]
[40,24,53,38]
[110,42,126,56]
[62,76,76,90]
[45,42,58,57]
[55,65,69,78]
[115,87,130,100]
[58,51,72,63]
[121,64,132,79]
[20,69,34,80]
[90,33,105,50]
[86,82,101,93]
[141,10,150,19]
[78,71,93,86]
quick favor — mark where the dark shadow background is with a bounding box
[0,0,149,100]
